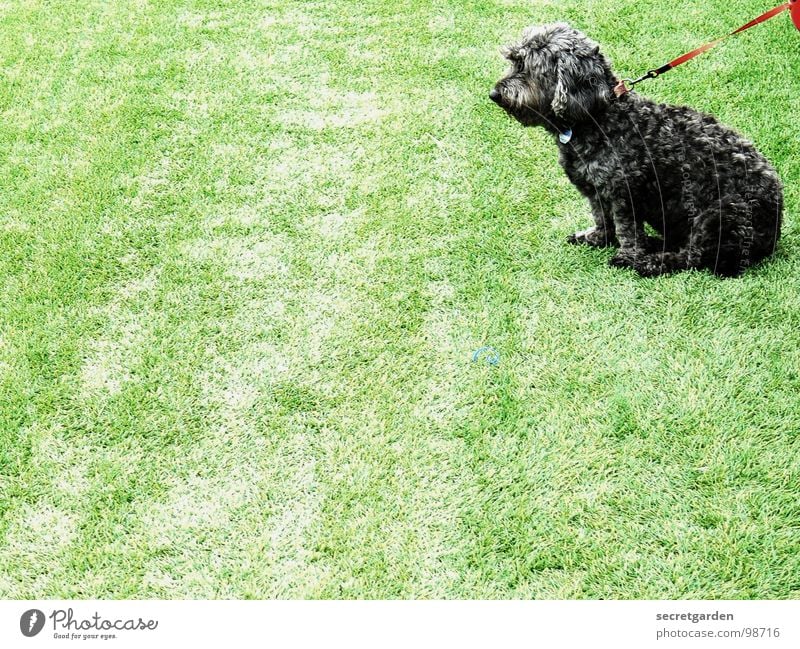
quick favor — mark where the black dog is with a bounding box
[490,23,783,277]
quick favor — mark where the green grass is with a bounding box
[1,0,799,599]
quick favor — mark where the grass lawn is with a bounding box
[1,0,799,599]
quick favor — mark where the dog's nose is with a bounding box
[489,88,501,104]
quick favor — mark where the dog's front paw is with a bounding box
[568,227,617,248]
[609,249,637,269]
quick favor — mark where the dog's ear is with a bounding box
[501,44,519,60]
[552,64,570,118]
[551,55,611,122]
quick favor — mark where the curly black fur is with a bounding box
[490,23,783,277]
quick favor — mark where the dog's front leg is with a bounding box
[567,195,618,247]
[608,205,648,269]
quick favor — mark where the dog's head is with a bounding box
[490,23,617,129]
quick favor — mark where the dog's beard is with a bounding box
[499,96,550,128]
[495,80,551,127]
[501,79,536,108]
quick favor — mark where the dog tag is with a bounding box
[559,128,573,144]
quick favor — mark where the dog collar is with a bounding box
[559,128,573,144]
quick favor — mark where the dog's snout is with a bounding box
[489,88,501,104]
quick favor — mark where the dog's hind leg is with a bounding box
[688,197,781,277]
[627,250,691,277]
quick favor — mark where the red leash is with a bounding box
[615,0,800,96]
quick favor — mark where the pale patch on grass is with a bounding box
[344,40,381,63]
[268,146,359,182]
[397,435,475,596]
[310,206,364,240]
[132,210,350,593]
[81,318,142,397]
[176,10,206,29]
[180,235,290,281]
[278,91,385,130]
[428,13,455,33]
[141,568,176,591]
[125,156,172,212]
[259,432,329,596]
[235,48,274,72]
[206,205,266,230]
[300,290,349,365]
[0,211,30,233]
[249,341,292,377]
[213,359,261,415]
[116,271,158,300]
[183,41,225,69]
[258,15,277,30]
[227,239,290,281]
[0,333,11,377]
[263,144,365,211]
[210,142,242,158]
[135,212,315,561]
[268,464,330,597]
[0,504,77,597]
[81,270,159,399]
[267,134,294,152]
[138,344,326,595]
[271,8,319,37]
[35,432,91,498]
[225,299,288,341]
[138,355,266,554]
[144,466,260,544]
[415,277,468,428]
[176,9,229,31]
[169,89,211,120]
[269,42,306,68]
